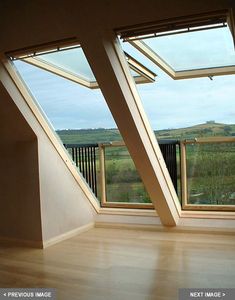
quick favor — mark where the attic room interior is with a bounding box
[0,1,235,299]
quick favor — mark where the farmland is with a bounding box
[57,122,235,144]
[57,122,235,206]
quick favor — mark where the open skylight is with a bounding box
[118,10,235,79]
[137,26,235,71]
[8,43,156,88]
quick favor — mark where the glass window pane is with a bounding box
[186,143,235,205]
[121,45,235,133]
[36,47,96,81]
[130,69,141,77]
[121,40,235,136]
[14,60,114,131]
[141,26,235,71]
[105,146,151,203]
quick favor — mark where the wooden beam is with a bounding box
[81,32,181,225]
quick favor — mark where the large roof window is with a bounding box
[118,10,235,79]
[8,42,156,88]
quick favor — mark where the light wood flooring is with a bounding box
[0,227,235,300]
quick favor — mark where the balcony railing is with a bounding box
[98,140,180,208]
[64,139,180,209]
[64,137,235,211]
[64,143,98,197]
[180,137,235,211]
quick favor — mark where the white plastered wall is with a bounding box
[0,61,96,247]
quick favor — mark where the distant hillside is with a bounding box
[57,128,121,144]
[56,123,235,144]
[156,122,235,139]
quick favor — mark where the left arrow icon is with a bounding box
[3,293,6,296]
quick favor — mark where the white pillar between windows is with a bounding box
[81,32,181,225]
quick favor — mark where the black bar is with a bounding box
[72,147,75,162]
[93,147,98,196]
[78,147,82,172]
[75,147,78,167]
[85,147,88,183]
[90,147,95,194]
[65,143,99,148]
[81,147,85,178]
[158,139,179,145]
[159,143,178,194]
[87,147,91,188]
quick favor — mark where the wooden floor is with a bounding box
[1,227,235,300]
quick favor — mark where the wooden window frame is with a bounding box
[180,137,235,211]
[118,9,235,80]
[7,41,156,89]
[99,141,154,209]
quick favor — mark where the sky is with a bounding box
[13,26,235,131]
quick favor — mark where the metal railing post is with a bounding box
[180,141,187,208]
[99,144,107,205]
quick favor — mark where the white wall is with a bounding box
[0,80,42,243]
[0,62,96,246]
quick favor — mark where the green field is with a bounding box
[186,143,235,205]
[104,147,151,203]
[57,122,235,144]
[57,122,235,206]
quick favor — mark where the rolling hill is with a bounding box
[56,122,235,144]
